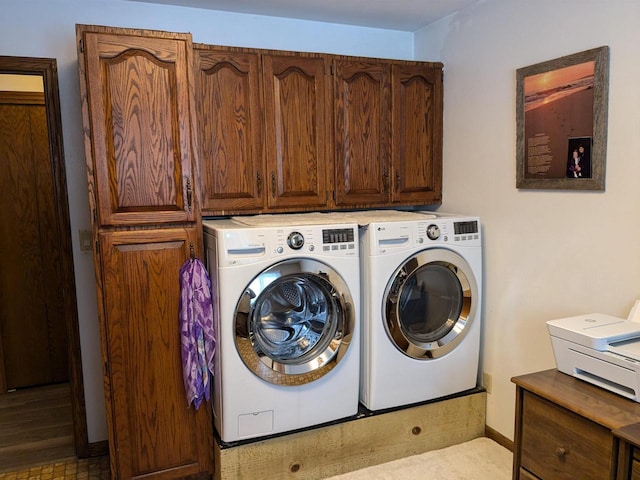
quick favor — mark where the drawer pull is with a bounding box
[554,447,567,458]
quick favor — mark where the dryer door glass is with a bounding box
[235,259,355,385]
[384,249,477,360]
[398,264,462,342]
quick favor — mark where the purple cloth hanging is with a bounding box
[179,257,216,410]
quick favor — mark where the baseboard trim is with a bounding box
[88,440,109,458]
[485,425,513,451]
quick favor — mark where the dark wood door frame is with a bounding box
[0,55,89,458]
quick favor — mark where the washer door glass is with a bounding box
[384,249,478,360]
[235,259,354,385]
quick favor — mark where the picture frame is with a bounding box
[516,46,609,190]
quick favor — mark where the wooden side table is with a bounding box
[512,369,640,480]
[613,422,640,480]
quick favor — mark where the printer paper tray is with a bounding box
[551,336,640,401]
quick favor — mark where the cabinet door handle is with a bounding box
[395,171,400,191]
[383,171,389,192]
[554,447,567,458]
[186,178,193,211]
[256,171,262,197]
[271,172,276,197]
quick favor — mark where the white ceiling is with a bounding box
[126,0,478,32]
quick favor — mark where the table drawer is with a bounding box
[521,392,613,479]
[632,459,640,480]
[518,467,540,480]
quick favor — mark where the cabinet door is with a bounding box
[195,47,264,214]
[391,63,443,204]
[334,58,391,207]
[99,227,213,479]
[78,26,197,226]
[263,54,331,210]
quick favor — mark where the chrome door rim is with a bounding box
[383,248,478,360]
[234,258,354,385]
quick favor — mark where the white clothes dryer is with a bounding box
[203,215,360,443]
[359,213,482,411]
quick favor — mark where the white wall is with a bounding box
[0,0,413,443]
[416,0,640,439]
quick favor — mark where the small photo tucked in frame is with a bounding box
[566,137,592,179]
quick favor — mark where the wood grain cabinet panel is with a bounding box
[194,47,264,214]
[520,392,611,479]
[77,24,213,479]
[391,63,443,204]
[196,47,443,214]
[99,228,213,479]
[79,27,197,226]
[333,58,391,207]
[263,54,331,210]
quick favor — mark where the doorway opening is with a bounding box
[0,56,89,464]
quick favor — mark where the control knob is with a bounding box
[287,231,304,250]
[426,224,441,240]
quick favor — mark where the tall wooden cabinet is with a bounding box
[76,25,213,479]
[194,45,443,216]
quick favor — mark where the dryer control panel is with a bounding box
[421,218,480,245]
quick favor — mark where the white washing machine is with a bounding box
[203,214,360,443]
[359,213,482,411]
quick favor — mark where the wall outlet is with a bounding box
[482,372,493,394]
[79,229,93,252]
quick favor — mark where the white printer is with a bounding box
[547,302,640,401]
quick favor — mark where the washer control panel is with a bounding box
[274,225,358,256]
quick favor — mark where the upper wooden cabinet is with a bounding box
[263,54,332,210]
[333,58,391,207]
[79,26,198,226]
[195,47,332,215]
[194,47,263,212]
[391,63,443,204]
[196,46,443,215]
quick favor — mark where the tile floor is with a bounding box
[0,456,110,480]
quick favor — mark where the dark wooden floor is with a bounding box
[0,383,75,472]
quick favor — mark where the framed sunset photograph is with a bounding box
[516,46,609,190]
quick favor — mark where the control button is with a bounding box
[308,245,315,252]
[348,244,355,249]
[331,245,338,250]
[418,237,424,244]
[340,244,347,250]
[323,245,330,251]
[276,246,284,254]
